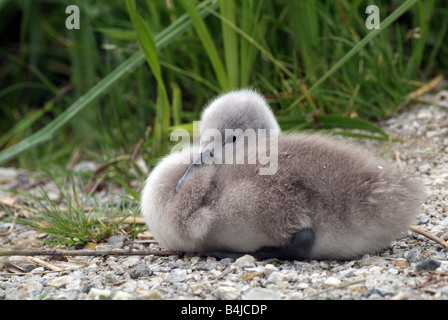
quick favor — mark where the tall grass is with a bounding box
[0,0,447,168]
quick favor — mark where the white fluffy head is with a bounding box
[199,88,280,151]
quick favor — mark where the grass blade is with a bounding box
[182,0,229,91]
[283,0,419,114]
[240,0,264,87]
[220,0,238,89]
[126,0,170,155]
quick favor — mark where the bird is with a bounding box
[140,89,425,260]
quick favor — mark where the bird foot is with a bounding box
[199,227,315,261]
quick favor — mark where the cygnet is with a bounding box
[141,89,425,260]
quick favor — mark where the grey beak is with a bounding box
[175,149,214,192]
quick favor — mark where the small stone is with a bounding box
[297,282,309,290]
[389,292,410,300]
[121,256,141,268]
[418,164,431,174]
[414,258,441,271]
[48,275,73,288]
[395,260,409,268]
[0,167,19,183]
[363,288,384,298]
[324,277,341,286]
[441,286,448,296]
[6,256,37,272]
[130,265,152,279]
[107,260,124,275]
[190,256,200,264]
[385,118,397,125]
[119,280,138,293]
[242,288,280,300]
[234,254,256,268]
[19,281,43,294]
[73,161,98,172]
[136,289,165,300]
[287,292,304,300]
[406,250,426,264]
[82,284,95,294]
[22,263,38,272]
[214,286,240,300]
[388,268,399,275]
[369,293,383,300]
[88,288,111,300]
[417,109,432,119]
[107,235,126,249]
[359,255,387,267]
[240,271,264,282]
[418,215,429,224]
[339,268,354,278]
[113,291,134,300]
[95,244,114,251]
[266,271,288,284]
[440,217,448,226]
[264,264,278,278]
[369,266,383,274]
[166,268,187,283]
[435,91,448,108]
[105,272,117,284]
[220,258,234,265]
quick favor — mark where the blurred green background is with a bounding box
[1,0,447,171]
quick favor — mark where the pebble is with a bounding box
[214,286,240,300]
[264,264,278,278]
[73,161,99,172]
[242,288,281,300]
[136,289,164,300]
[88,288,111,300]
[339,268,354,278]
[129,265,152,279]
[297,282,309,290]
[406,250,427,264]
[48,275,74,288]
[234,254,256,268]
[324,277,342,286]
[418,163,431,174]
[266,271,288,285]
[113,291,134,300]
[418,215,429,224]
[166,268,187,283]
[121,256,141,269]
[359,255,387,267]
[414,258,441,271]
[441,217,448,226]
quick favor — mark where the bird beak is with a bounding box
[175,149,214,192]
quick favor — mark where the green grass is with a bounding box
[0,0,447,247]
[1,0,447,167]
[2,171,145,247]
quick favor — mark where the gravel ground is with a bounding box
[0,96,447,301]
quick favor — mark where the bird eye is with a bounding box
[232,136,237,143]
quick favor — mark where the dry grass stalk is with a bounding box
[410,225,448,249]
[0,249,178,258]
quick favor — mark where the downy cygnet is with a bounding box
[141,89,425,260]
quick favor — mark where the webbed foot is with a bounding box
[199,227,315,261]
